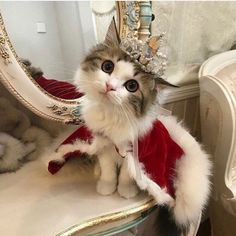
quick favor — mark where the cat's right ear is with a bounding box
[154,77,179,93]
[104,17,121,47]
[155,77,179,88]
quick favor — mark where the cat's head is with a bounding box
[74,20,167,119]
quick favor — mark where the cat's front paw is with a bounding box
[49,150,65,163]
[57,144,74,155]
[96,180,117,195]
[118,182,139,199]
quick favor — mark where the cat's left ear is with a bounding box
[104,17,121,47]
[154,77,178,92]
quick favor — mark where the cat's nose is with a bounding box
[106,82,115,92]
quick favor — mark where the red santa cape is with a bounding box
[48,120,184,199]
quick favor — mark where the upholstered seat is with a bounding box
[0,152,155,236]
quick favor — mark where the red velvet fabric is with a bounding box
[138,121,184,196]
[48,121,184,197]
[48,126,92,175]
[35,76,82,99]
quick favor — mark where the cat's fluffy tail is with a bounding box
[158,116,211,233]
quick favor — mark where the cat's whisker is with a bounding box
[78,80,104,90]
[77,80,103,91]
[116,102,137,140]
[123,103,139,131]
[109,94,122,105]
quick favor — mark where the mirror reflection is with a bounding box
[0,1,116,98]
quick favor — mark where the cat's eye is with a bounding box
[124,79,139,93]
[101,60,114,74]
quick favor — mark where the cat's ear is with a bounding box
[104,17,120,47]
[154,77,178,92]
[155,77,178,87]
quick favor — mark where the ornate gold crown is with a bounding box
[120,33,167,77]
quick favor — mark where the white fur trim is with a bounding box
[159,115,211,225]
[22,126,51,161]
[0,132,34,172]
[126,153,175,206]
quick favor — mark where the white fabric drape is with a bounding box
[152,2,236,85]
[91,1,116,43]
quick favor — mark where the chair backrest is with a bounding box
[199,50,236,216]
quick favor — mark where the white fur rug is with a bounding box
[0,137,149,236]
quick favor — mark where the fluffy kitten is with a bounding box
[57,41,159,198]
[20,58,43,79]
[54,22,211,234]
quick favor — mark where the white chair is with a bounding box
[199,50,236,236]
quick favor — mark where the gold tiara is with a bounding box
[120,33,167,77]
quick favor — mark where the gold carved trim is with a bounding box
[0,32,10,64]
[47,104,84,125]
[117,1,140,39]
[57,198,156,236]
[0,70,63,122]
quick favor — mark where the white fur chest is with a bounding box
[81,98,134,144]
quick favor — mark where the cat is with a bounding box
[55,40,162,197]
[20,58,44,79]
[52,20,211,235]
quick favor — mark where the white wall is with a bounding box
[90,1,116,43]
[0,1,96,81]
[77,1,97,52]
[54,1,95,82]
[0,2,66,80]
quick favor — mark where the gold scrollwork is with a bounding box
[0,33,11,64]
[47,103,83,125]
[117,1,141,39]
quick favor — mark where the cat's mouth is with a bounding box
[100,90,114,97]
[99,89,120,105]
[99,84,116,96]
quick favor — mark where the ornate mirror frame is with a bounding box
[0,1,152,125]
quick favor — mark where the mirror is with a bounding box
[0,1,116,93]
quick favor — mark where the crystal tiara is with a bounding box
[120,33,167,78]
